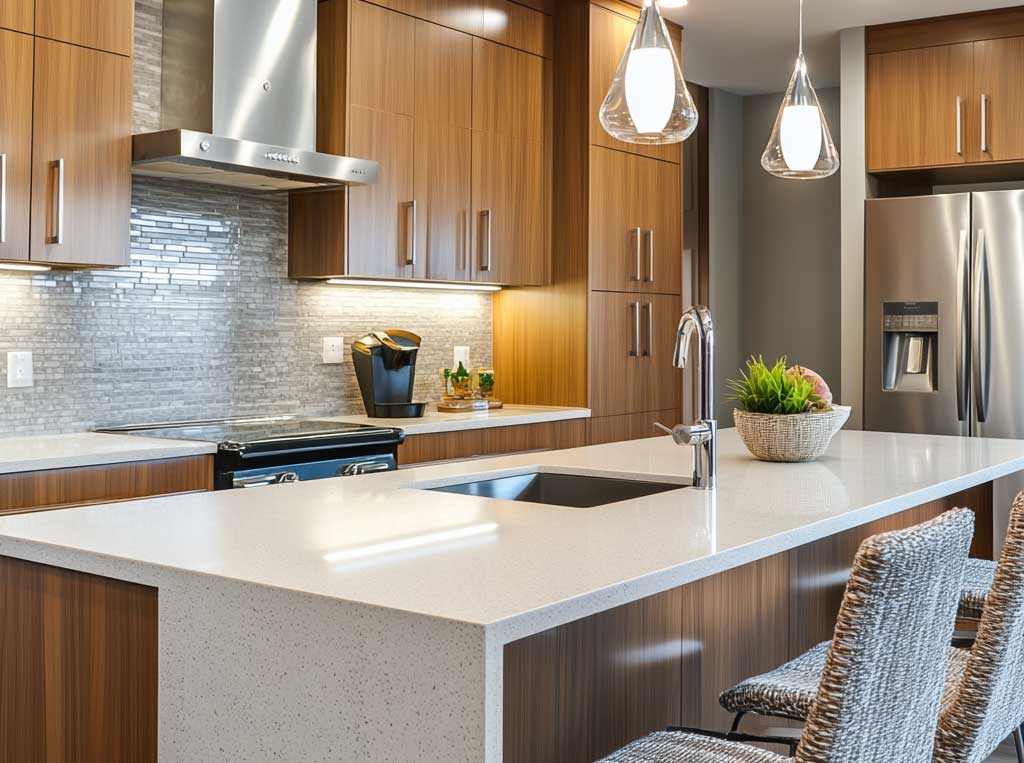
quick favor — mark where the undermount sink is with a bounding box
[425,471,688,508]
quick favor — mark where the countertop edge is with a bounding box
[321,406,592,436]
[0,437,218,476]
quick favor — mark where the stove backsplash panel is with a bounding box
[0,0,493,436]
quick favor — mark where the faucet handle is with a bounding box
[655,421,712,447]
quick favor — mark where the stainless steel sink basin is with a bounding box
[426,471,687,508]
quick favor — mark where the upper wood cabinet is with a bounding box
[589,3,681,165]
[290,0,550,285]
[866,10,1024,172]
[0,29,34,263]
[0,0,33,34]
[35,0,133,57]
[589,146,681,294]
[30,39,131,266]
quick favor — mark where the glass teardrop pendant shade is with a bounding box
[599,0,698,145]
[761,53,839,179]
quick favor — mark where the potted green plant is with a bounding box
[727,356,851,462]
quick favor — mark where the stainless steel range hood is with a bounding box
[132,0,377,191]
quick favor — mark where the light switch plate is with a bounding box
[322,337,345,364]
[7,352,33,388]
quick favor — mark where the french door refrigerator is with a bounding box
[865,190,1024,550]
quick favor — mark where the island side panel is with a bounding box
[502,482,993,761]
[0,555,158,763]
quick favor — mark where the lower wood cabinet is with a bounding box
[398,419,587,466]
[503,481,994,763]
[0,455,214,515]
[588,409,682,446]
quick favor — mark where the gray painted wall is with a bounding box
[740,88,843,401]
[708,89,744,425]
[0,0,492,435]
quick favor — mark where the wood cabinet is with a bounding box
[0,29,33,263]
[398,419,587,465]
[588,408,682,446]
[34,0,133,56]
[30,39,131,267]
[589,292,682,418]
[866,10,1024,173]
[0,0,33,34]
[290,0,550,285]
[589,146,681,294]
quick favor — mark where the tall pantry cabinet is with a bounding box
[493,0,687,445]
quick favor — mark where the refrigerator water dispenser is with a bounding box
[881,302,939,393]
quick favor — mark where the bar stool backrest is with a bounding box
[936,492,1024,763]
[795,509,974,763]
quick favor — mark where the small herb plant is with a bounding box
[727,356,826,415]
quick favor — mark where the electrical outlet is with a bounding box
[7,352,33,388]
[322,337,345,364]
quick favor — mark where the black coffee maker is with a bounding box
[352,330,427,418]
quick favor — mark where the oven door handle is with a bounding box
[233,472,300,489]
[342,461,392,476]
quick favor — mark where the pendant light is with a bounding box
[599,0,698,145]
[761,0,839,179]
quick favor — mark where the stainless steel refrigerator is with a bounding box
[865,190,1024,550]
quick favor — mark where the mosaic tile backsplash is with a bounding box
[0,0,493,436]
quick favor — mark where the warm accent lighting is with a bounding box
[323,523,499,563]
[599,0,698,145]
[761,0,839,180]
[326,278,501,292]
[0,263,51,272]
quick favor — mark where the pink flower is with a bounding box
[788,365,833,408]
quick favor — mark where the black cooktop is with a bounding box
[97,417,402,454]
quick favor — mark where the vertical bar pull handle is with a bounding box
[643,302,654,357]
[629,301,640,357]
[955,228,969,423]
[956,96,963,156]
[49,159,65,245]
[645,229,655,283]
[479,210,492,272]
[0,153,6,244]
[973,229,991,423]
[403,200,417,266]
[632,227,642,281]
[981,94,989,154]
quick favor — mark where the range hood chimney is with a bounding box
[132,0,377,191]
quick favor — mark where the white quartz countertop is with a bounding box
[0,432,216,475]
[1,429,1022,643]
[320,404,590,435]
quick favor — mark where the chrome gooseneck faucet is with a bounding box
[656,305,717,489]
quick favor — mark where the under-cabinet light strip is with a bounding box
[326,278,501,292]
[0,263,51,272]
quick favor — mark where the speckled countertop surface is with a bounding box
[322,403,591,435]
[0,429,1022,642]
[0,432,216,475]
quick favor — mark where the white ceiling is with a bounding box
[663,0,1014,95]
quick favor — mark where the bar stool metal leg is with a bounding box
[728,712,745,735]
[1013,724,1024,763]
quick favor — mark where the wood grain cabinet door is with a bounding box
[0,29,33,263]
[35,0,133,56]
[589,291,644,417]
[974,37,1024,163]
[866,43,976,171]
[639,293,683,413]
[414,20,473,281]
[589,145,643,291]
[0,0,33,33]
[637,157,682,295]
[30,39,131,267]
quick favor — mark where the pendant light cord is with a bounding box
[798,0,804,56]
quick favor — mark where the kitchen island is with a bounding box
[0,429,1022,762]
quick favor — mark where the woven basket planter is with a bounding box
[734,405,851,462]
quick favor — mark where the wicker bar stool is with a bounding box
[596,509,974,763]
[718,492,1024,763]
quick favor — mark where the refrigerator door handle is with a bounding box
[973,229,992,423]
[956,228,969,422]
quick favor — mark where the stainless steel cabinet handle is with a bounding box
[981,94,989,154]
[342,461,391,476]
[645,229,655,283]
[479,209,492,272]
[629,301,640,357]
[0,153,6,244]
[48,159,64,245]
[632,227,642,281]
[956,228,969,423]
[233,472,299,488]
[956,96,963,156]
[973,229,991,423]
[403,200,417,266]
[642,302,654,356]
